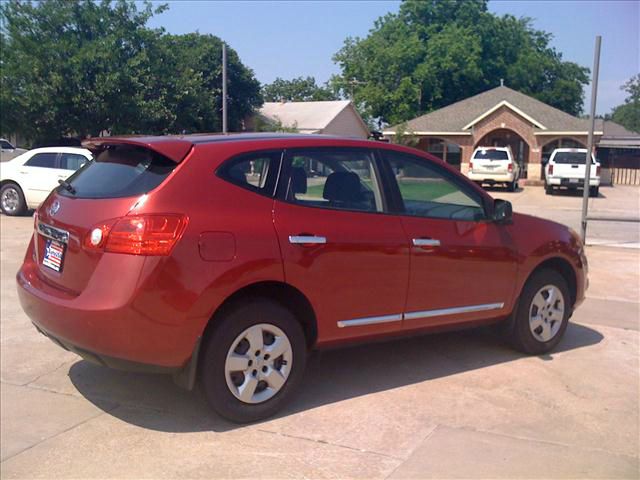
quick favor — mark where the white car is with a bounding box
[0,138,27,162]
[467,146,520,192]
[544,148,600,197]
[0,147,93,215]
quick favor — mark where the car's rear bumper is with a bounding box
[547,177,600,187]
[467,172,515,183]
[16,255,200,369]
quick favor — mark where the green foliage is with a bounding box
[611,75,640,133]
[253,115,299,133]
[391,122,419,147]
[331,0,589,125]
[262,76,338,102]
[0,0,262,141]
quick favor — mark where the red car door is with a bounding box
[378,149,518,330]
[273,148,410,346]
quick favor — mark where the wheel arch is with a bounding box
[202,281,318,350]
[526,257,577,308]
[0,179,23,191]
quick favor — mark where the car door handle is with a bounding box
[412,238,441,247]
[289,235,327,245]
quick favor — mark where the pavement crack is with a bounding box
[256,428,405,461]
[383,424,440,480]
[23,360,74,387]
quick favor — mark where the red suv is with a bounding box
[17,134,587,422]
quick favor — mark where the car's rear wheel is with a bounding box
[507,269,570,354]
[0,183,27,216]
[200,299,307,423]
[507,178,517,192]
[545,183,553,195]
[589,186,599,197]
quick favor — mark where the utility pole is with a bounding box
[580,36,601,243]
[222,42,228,134]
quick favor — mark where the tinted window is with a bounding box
[473,149,509,160]
[59,145,176,199]
[218,151,281,196]
[285,149,383,213]
[25,152,58,168]
[0,140,14,150]
[552,152,595,164]
[382,151,485,221]
[60,153,90,171]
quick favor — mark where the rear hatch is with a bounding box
[471,148,511,174]
[550,151,597,180]
[34,144,180,295]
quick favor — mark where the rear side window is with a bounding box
[60,153,90,171]
[59,145,176,198]
[0,140,14,149]
[552,152,595,164]
[473,149,509,160]
[25,152,58,168]
[218,151,282,196]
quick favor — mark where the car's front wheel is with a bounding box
[507,269,570,354]
[0,183,27,216]
[200,299,307,423]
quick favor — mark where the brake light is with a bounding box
[469,161,473,171]
[84,214,188,256]
[548,164,554,175]
[508,162,513,172]
[596,165,601,176]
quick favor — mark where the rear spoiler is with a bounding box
[82,136,193,163]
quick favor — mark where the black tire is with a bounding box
[0,183,27,216]
[589,186,599,197]
[506,269,571,355]
[507,178,517,192]
[200,299,307,423]
[545,183,553,195]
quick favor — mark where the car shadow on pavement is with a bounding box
[68,322,603,433]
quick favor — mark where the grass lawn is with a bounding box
[304,179,456,202]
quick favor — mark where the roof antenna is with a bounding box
[500,78,504,87]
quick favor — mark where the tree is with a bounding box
[611,75,640,133]
[331,0,589,125]
[262,76,337,102]
[0,0,262,141]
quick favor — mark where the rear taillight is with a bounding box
[596,165,601,176]
[508,162,513,172]
[548,164,554,175]
[84,214,188,256]
[469,161,473,171]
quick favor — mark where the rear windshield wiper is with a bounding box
[58,179,76,195]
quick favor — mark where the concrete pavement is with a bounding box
[1,187,638,478]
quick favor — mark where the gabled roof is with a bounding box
[385,86,601,134]
[259,100,355,133]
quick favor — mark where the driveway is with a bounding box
[1,188,638,478]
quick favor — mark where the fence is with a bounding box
[612,167,640,186]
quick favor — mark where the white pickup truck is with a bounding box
[544,148,600,197]
[467,146,520,192]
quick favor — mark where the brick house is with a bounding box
[383,86,639,184]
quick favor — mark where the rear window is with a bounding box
[473,149,509,160]
[552,152,595,164]
[59,145,176,199]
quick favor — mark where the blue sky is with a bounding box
[146,0,639,115]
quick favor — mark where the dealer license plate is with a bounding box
[42,238,65,272]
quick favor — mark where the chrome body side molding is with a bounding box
[337,303,505,328]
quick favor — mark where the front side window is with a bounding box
[25,152,58,168]
[381,150,485,221]
[60,153,90,171]
[218,151,282,196]
[285,149,383,213]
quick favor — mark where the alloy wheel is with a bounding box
[1,187,19,213]
[529,284,565,342]
[224,323,293,404]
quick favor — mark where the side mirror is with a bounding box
[492,199,513,224]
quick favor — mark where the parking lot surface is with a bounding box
[1,186,639,479]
